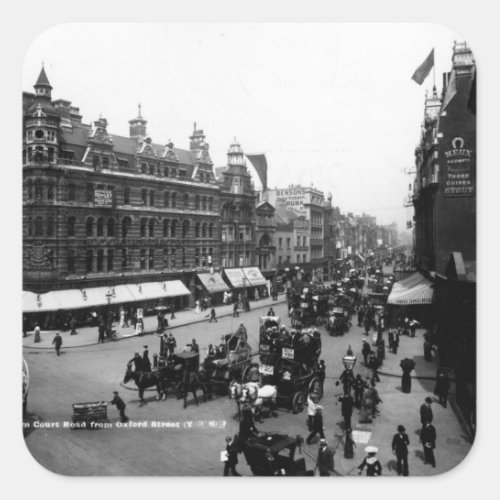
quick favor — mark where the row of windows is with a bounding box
[25,146,55,162]
[26,216,217,239]
[67,247,214,274]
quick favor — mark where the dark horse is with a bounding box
[178,370,208,409]
[123,362,167,403]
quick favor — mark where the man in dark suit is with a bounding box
[392,425,410,476]
[316,439,335,476]
[420,397,433,426]
[142,345,152,372]
[339,394,354,430]
[420,420,437,467]
[223,436,240,476]
[110,391,129,423]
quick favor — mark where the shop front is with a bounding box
[195,271,230,306]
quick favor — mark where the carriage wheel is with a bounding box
[292,392,305,414]
[308,377,321,397]
[242,365,251,383]
[176,382,185,399]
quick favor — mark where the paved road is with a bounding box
[23,299,472,476]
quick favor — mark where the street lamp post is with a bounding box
[105,290,113,339]
[342,352,357,396]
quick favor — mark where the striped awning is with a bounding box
[197,272,229,293]
[242,267,267,286]
[387,272,434,305]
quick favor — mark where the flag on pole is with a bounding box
[441,70,457,111]
[411,49,434,85]
[246,153,268,191]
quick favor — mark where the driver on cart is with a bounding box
[236,323,248,342]
[247,363,261,385]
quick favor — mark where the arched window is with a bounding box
[202,223,207,238]
[35,179,43,199]
[195,222,200,238]
[208,223,214,238]
[67,183,76,202]
[97,217,104,237]
[140,218,147,237]
[122,217,131,238]
[184,193,189,207]
[149,190,155,207]
[149,219,155,237]
[86,250,93,273]
[171,192,177,208]
[107,218,115,237]
[182,220,190,238]
[171,219,177,237]
[27,217,33,237]
[163,219,170,238]
[34,216,44,236]
[86,217,94,237]
[67,216,76,237]
[47,217,54,237]
[164,192,170,208]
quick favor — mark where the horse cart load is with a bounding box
[71,401,108,427]
[239,432,313,476]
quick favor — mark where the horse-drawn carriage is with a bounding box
[326,306,350,336]
[239,432,313,476]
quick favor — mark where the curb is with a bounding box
[22,298,287,351]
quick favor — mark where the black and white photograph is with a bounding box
[20,21,476,477]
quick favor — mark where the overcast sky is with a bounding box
[23,23,464,231]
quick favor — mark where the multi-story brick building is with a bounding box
[22,67,258,312]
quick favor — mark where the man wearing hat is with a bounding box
[142,345,152,372]
[166,333,177,358]
[316,439,334,476]
[362,340,371,366]
[392,425,410,476]
[420,397,433,426]
[223,435,241,476]
[420,420,437,467]
[358,446,382,476]
[110,391,128,423]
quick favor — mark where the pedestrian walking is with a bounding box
[136,317,144,336]
[222,436,241,476]
[34,324,42,343]
[317,360,326,396]
[368,353,380,383]
[142,345,152,372]
[339,394,354,430]
[110,391,129,423]
[70,316,77,335]
[344,428,355,459]
[434,370,451,408]
[353,374,366,408]
[362,340,371,366]
[195,300,201,314]
[316,439,335,476]
[119,307,125,327]
[209,308,218,323]
[358,446,382,476]
[170,303,176,319]
[166,333,177,357]
[233,302,239,318]
[420,421,437,467]
[423,337,433,362]
[393,329,400,354]
[52,332,62,356]
[420,397,433,426]
[392,425,410,476]
[306,406,325,444]
[98,321,105,343]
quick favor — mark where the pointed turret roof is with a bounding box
[35,65,52,88]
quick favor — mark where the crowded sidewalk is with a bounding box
[22,294,286,349]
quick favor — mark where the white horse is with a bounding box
[229,381,278,422]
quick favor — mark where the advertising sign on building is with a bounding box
[444,137,475,197]
[94,189,113,207]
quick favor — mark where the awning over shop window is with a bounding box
[197,272,230,293]
[387,272,434,305]
[22,280,191,313]
[22,291,64,313]
[242,267,267,286]
[223,268,248,289]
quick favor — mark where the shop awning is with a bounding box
[126,281,191,301]
[223,268,248,289]
[387,272,434,305]
[22,291,64,313]
[242,267,267,286]
[197,272,229,293]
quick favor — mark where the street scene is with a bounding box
[22,24,476,477]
